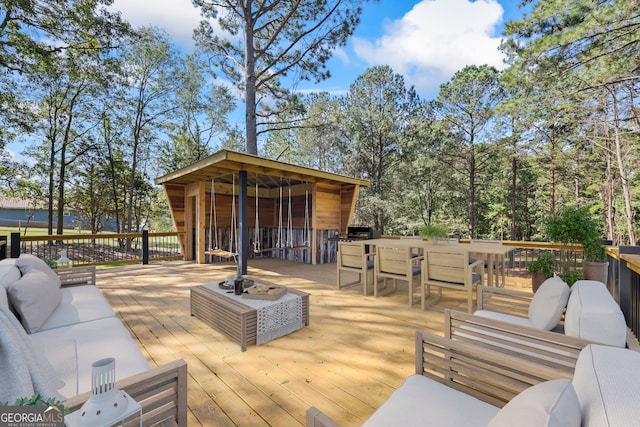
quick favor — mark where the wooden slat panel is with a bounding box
[57,266,96,287]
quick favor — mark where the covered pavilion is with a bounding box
[154,149,369,273]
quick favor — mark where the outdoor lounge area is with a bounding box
[3,253,640,426]
[42,257,635,426]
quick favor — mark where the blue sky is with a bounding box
[110,0,524,101]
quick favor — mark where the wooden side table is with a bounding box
[190,283,309,351]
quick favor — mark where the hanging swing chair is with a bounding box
[205,176,238,259]
[253,178,311,254]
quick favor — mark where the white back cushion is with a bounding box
[573,344,640,427]
[0,263,21,313]
[8,269,62,333]
[488,379,580,427]
[16,254,60,283]
[0,264,22,290]
[528,277,570,330]
[0,287,8,310]
[564,280,626,347]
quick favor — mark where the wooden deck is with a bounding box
[96,259,528,426]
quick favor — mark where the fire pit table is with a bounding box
[190,280,310,351]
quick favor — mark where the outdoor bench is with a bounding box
[0,255,187,426]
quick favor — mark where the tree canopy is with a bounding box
[1,0,640,244]
[192,0,373,154]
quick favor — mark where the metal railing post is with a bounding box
[10,232,20,258]
[142,230,149,265]
[618,246,640,337]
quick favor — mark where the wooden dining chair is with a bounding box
[422,248,484,313]
[375,246,422,306]
[471,239,506,287]
[337,241,375,296]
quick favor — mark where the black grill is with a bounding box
[346,226,380,240]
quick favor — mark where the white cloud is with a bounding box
[110,0,203,49]
[353,0,506,94]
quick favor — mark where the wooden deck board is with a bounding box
[94,259,525,426]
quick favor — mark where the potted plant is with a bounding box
[559,270,583,287]
[545,206,601,286]
[582,237,609,284]
[419,223,450,243]
[527,251,555,292]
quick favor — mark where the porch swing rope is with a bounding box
[287,181,293,248]
[253,176,260,252]
[209,178,219,250]
[304,188,310,245]
[277,181,284,248]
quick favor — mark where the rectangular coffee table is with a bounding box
[190,281,310,351]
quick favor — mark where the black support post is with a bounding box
[10,232,20,258]
[142,229,149,265]
[238,170,248,275]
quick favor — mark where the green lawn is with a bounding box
[0,226,92,237]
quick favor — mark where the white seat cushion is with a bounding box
[488,379,580,427]
[38,285,115,331]
[573,344,640,427]
[528,277,570,330]
[564,280,626,347]
[30,317,150,397]
[363,374,499,427]
[473,310,534,328]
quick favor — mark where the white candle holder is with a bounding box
[65,358,141,427]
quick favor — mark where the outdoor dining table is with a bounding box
[362,238,514,288]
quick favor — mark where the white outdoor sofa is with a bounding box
[307,331,640,427]
[0,255,187,426]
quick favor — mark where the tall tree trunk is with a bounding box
[57,94,78,235]
[510,118,517,240]
[549,124,556,215]
[245,9,257,155]
[128,85,145,235]
[611,88,637,244]
[57,142,67,235]
[511,154,517,240]
[468,145,476,238]
[103,114,122,235]
[603,112,615,242]
[48,142,55,235]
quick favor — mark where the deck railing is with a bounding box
[4,231,182,266]
[3,231,639,339]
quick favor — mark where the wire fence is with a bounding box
[3,231,182,266]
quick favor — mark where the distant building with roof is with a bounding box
[0,198,81,229]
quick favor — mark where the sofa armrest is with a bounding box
[476,285,532,315]
[306,407,342,427]
[415,329,571,408]
[64,359,187,427]
[444,309,587,373]
[56,266,96,287]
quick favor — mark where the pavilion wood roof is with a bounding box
[154,149,369,190]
